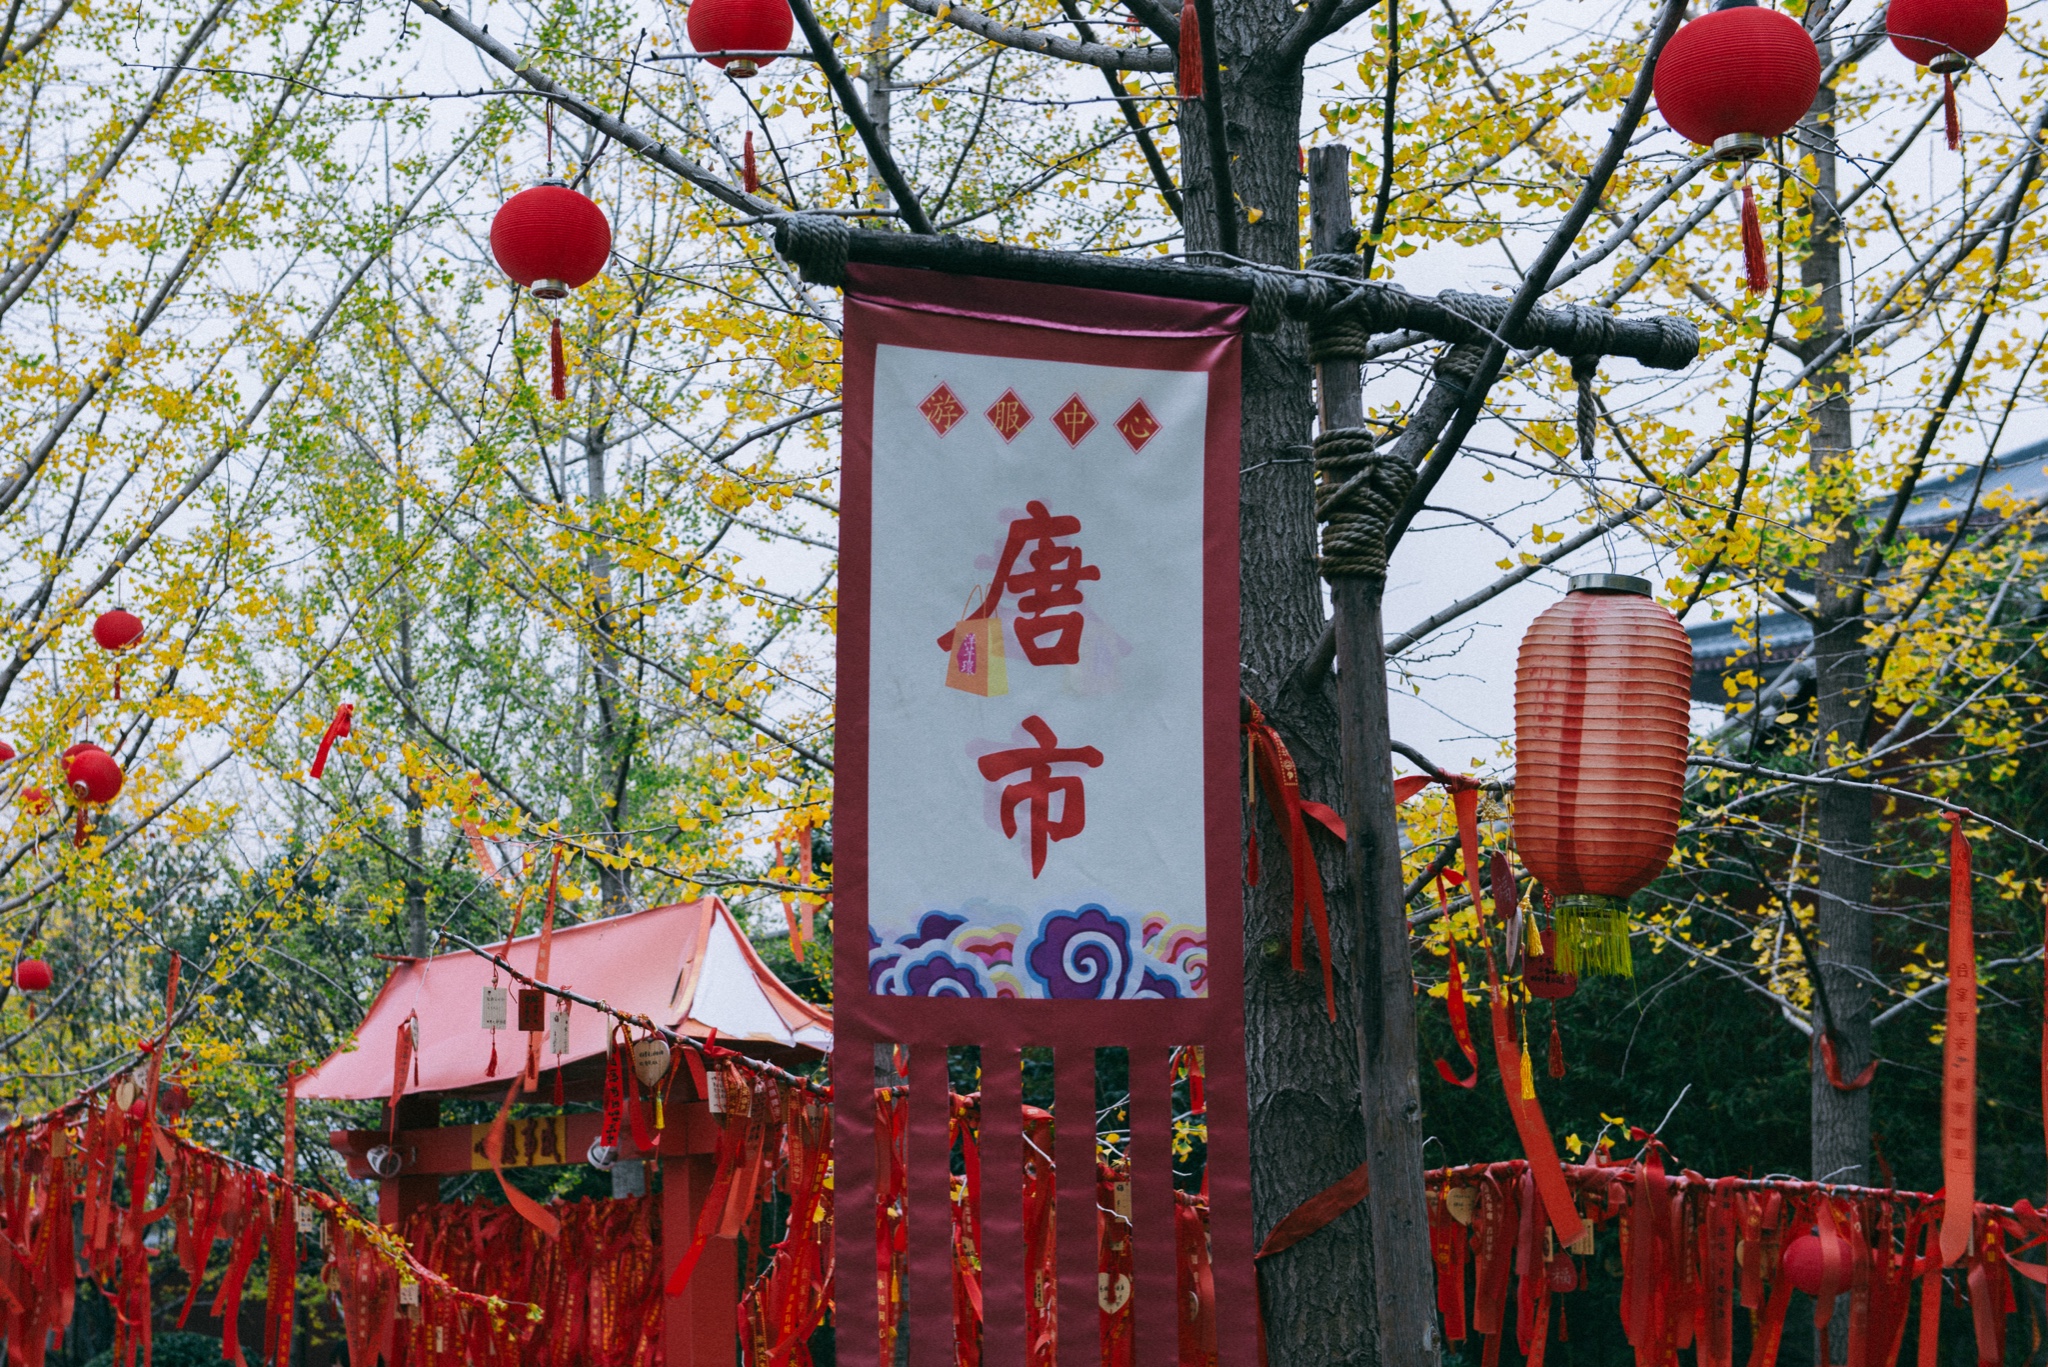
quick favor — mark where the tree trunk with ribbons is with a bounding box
[1798,24,1874,1363]
[1178,15,1403,1354]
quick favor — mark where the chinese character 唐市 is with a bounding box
[976,715,1104,877]
[938,500,1102,668]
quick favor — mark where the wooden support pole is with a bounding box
[663,1151,740,1366]
[1306,143,1439,1367]
[377,1093,441,1231]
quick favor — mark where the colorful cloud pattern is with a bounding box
[870,904,1206,999]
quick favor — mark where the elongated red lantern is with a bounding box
[686,0,794,77]
[1513,574,1692,977]
[1888,0,2004,149]
[1653,0,1819,294]
[490,182,612,403]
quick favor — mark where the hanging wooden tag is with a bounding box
[1444,1186,1479,1225]
[632,1038,673,1087]
[480,985,509,1030]
[517,988,545,1032]
[706,1071,727,1114]
[549,1008,571,1056]
[398,1279,420,1307]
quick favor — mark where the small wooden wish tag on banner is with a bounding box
[832,263,1258,1366]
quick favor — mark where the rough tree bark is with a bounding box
[1180,13,1405,1359]
[583,426,635,916]
[1797,20,1872,1361]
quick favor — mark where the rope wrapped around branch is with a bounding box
[776,214,853,287]
[1315,424,1414,583]
[1305,252,1369,363]
[766,217,1699,369]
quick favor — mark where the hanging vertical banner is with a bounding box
[833,263,1257,1367]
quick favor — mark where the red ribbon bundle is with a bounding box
[1241,698,1347,1020]
[309,702,354,779]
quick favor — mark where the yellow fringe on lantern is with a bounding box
[1553,894,1635,978]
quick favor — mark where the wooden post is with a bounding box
[1306,143,1440,1367]
[662,1151,739,1366]
[377,1093,441,1231]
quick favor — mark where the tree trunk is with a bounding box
[1182,21,1392,1360]
[584,428,633,916]
[396,492,428,960]
[1798,27,1872,1363]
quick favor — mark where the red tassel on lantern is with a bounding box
[1178,1,1203,99]
[1888,0,2005,153]
[1654,0,1818,296]
[744,131,759,193]
[549,319,567,403]
[1741,181,1769,293]
[1513,574,1693,978]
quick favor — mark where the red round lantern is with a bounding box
[92,609,144,652]
[0,742,16,765]
[1779,1230,1851,1298]
[1513,574,1693,978]
[1889,0,2003,71]
[21,786,50,814]
[13,959,51,992]
[1655,1,1819,155]
[686,0,794,77]
[1889,0,2004,149]
[65,744,123,805]
[490,182,611,404]
[1654,0,1819,294]
[489,184,612,301]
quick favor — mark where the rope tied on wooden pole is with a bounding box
[1304,252,1370,363]
[1313,426,1413,583]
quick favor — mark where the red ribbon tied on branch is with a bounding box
[309,703,354,779]
[1241,697,1347,1021]
[1940,810,1977,1268]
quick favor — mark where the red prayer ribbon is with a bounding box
[1941,811,1978,1267]
[1436,924,1481,1089]
[1483,941,1585,1250]
[309,703,353,779]
[1242,698,1346,1020]
[485,1077,561,1239]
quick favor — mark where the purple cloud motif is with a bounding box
[1131,966,1184,999]
[900,911,968,947]
[902,949,991,997]
[1025,905,1133,999]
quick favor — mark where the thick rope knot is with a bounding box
[1304,253,1370,363]
[774,214,852,287]
[1569,353,1600,466]
[1314,426,1414,583]
[1245,268,1289,335]
[1432,340,1487,400]
[1548,302,1619,358]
